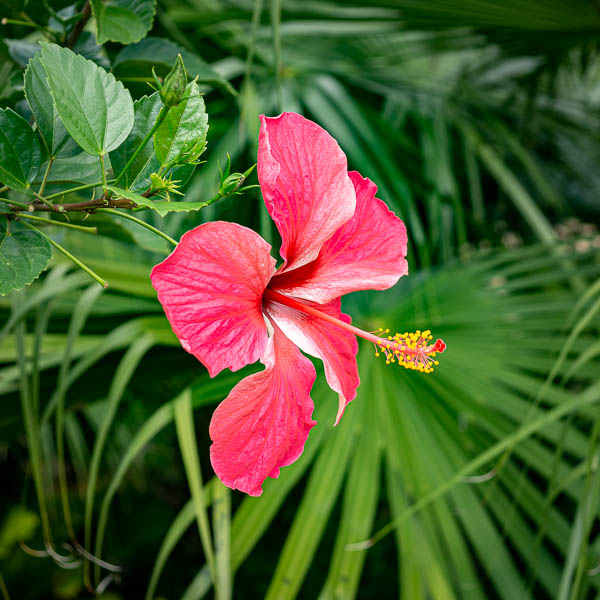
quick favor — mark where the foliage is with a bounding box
[1,1,600,599]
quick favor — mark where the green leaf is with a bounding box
[91,0,156,45]
[154,80,208,168]
[0,507,39,559]
[24,53,69,156]
[39,43,134,157]
[108,186,210,217]
[174,389,218,592]
[0,108,42,192]
[109,93,161,192]
[112,37,226,86]
[37,149,102,187]
[0,228,52,296]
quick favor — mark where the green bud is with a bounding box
[219,173,245,197]
[160,54,187,107]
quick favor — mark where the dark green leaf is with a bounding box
[0,228,52,296]
[39,43,134,156]
[0,108,42,192]
[91,0,156,45]
[112,37,225,86]
[110,215,171,253]
[5,39,40,68]
[109,93,161,192]
[24,53,69,156]
[154,81,208,168]
[73,32,111,70]
[37,152,102,187]
[108,186,209,217]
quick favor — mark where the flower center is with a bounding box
[263,289,445,373]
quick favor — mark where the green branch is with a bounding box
[20,221,108,288]
[114,105,169,188]
[96,208,177,246]
[16,213,98,233]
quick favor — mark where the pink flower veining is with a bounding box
[150,112,445,496]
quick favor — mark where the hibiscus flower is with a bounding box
[150,112,445,496]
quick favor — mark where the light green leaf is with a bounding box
[109,93,161,192]
[154,80,208,168]
[39,43,134,156]
[24,53,69,156]
[112,37,226,86]
[108,186,210,217]
[91,0,156,45]
[38,150,102,187]
[0,108,42,192]
[0,229,52,296]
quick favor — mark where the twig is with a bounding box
[12,197,133,212]
[66,0,91,48]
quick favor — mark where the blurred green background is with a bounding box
[1,1,600,598]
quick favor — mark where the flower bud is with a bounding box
[219,173,245,197]
[160,54,187,107]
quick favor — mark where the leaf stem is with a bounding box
[46,180,116,201]
[1,17,54,35]
[30,190,62,212]
[16,213,98,233]
[20,221,108,288]
[96,208,177,246]
[114,106,169,188]
[99,154,108,195]
[38,158,54,196]
[0,197,32,210]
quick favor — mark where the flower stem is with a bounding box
[96,208,177,246]
[16,213,98,233]
[20,221,108,288]
[114,105,169,188]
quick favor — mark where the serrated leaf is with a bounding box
[154,81,208,168]
[0,108,42,192]
[91,0,156,45]
[39,43,134,157]
[24,53,69,156]
[108,186,209,217]
[109,93,161,192]
[112,37,225,86]
[0,228,52,296]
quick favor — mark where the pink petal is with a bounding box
[265,297,359,425]
[258,112,356,272]
[150,222,276,377]
[270,171,409,303]
[209,325,317,496]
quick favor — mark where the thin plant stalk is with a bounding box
[114,106,169,188]
[17,213,98,233]
[96,208,177,246]
[19,221,108,288]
